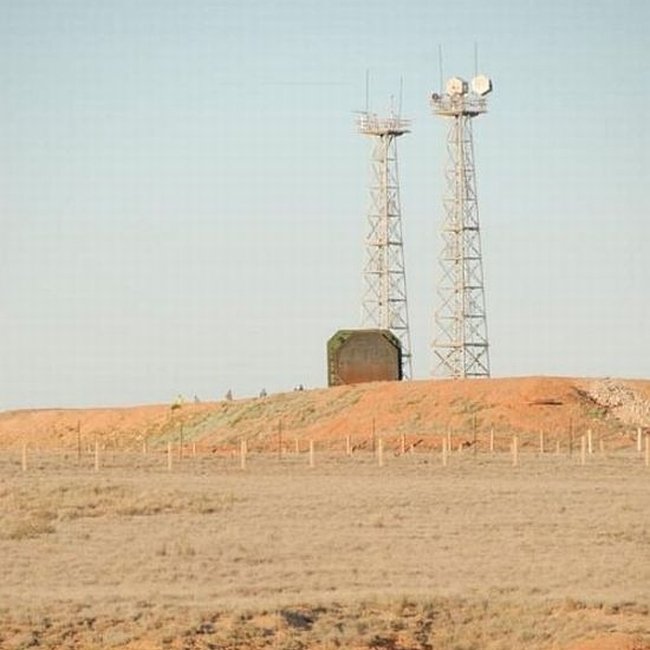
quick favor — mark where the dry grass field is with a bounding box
[1,445,649,649]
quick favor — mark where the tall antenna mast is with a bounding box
[357,92,413,379]
[430,73,493,378]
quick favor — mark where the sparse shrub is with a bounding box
[173,539,196,557]
[368,633,398,649]
[6,510,56,539]
[561,598,586,612]
[280,608,315,631]
[276,639,306,650]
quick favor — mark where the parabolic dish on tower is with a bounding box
[471,74,493,96]
[446,76,468,96]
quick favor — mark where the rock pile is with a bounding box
[586,379,650,428]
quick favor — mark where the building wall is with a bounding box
[327,329,402,386]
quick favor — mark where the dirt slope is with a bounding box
[1,376,649,452]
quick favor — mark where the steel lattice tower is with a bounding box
[430,75,493,378]
[357,111,413,379]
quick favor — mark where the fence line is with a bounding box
[5,424,649,474]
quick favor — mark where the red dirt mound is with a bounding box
[1,376,648,452]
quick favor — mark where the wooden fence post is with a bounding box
[512,435,518,467]
[555,439,560,455]
[637,427,643,454]
[167,442,173,471]
[580,436,586,466]
[539,430,545,454]
[442,437,448,467]
[377,438,384,467]
[309,440,314,468]
[400,433,406,455]
[447,429,452,457]
[94,440,100,472]
[142,438,148,455]
[21,442,27,472]
[345,435,352,457]
[472,415,477,456]
[178,425,184,461]
[240,439,247,470]
[587,429,593,455]
[489,428,494,453]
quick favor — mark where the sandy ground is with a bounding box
[1,447,648,649]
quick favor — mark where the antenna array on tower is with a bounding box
[357,104,413,380]
[349,68,494,382]
[430,74,493,378]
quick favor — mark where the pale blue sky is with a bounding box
[1,0,648,408]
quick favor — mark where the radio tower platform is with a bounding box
[430,74,493,378]
[357,110,413,379]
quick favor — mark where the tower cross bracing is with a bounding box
[358,112,413,379]
[431,75,493,378]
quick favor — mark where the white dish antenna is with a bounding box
[446,77,468,96]
[471,74,493,96]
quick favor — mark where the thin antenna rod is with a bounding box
[365,68,370,114]
[398,76,404,117]
[438,44,444,91]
